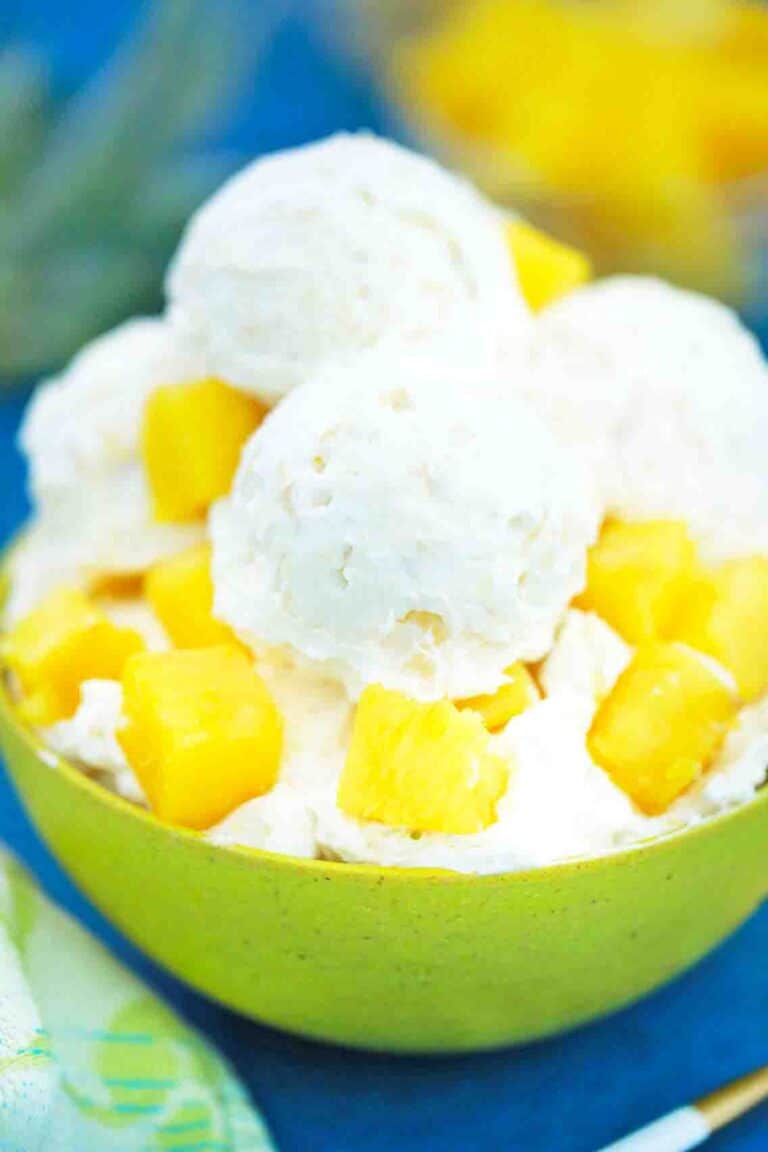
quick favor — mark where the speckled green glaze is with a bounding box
[2,673,767,1054]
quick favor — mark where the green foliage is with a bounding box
[0,0,280,380]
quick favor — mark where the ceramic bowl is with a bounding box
[1,660,766,1053]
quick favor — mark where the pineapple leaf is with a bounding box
[0,48,50,193]
[0,0,284,380]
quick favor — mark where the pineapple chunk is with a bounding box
[673,557,768,702]
[588,643,737,815]
[119,646,283,830]
[338,685,509,835]
[146,545,237,650]
[89,572,145,599]
[457,662,540,732]
[577,519,697,644]
[142,378,266,523]
[2,587,143,725]
[507,220,592,311]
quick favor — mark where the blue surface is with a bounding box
[0,6,766,1151]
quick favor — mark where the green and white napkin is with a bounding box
[0,848,275,1151]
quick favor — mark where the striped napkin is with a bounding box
[0,849,274,1152]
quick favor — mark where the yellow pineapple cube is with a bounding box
[338,685,509,835]
[577,519,698,644]
[507,220,592,311]
[2,587,143,725]
[457,662,540,732]
[119,646,283,830]
[88,572,145,599]
[588,643,737,815]
[673,557,768,702]
[142,378,266,523]
[146,545,237,650]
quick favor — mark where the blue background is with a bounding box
[0,5,766,1149]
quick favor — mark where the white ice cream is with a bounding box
[44,680,144,804]
[676,697,768,819]
[313,692,645,872]
[212,347,599,700]
[525,276,768,561]
[540,609,631,703]
[9,318,205,622]
[167,133,530,404]
[206,619,765,872]
[5,523,88,626]
[98,597,170,652]
[209,650,352,858]
[31,604,763,874]
[7,137,767,875]
[214,683,766,873]
[210,789,319,859]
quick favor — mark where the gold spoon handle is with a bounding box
[597,1066,768,1152]
[697,1065,768,1133]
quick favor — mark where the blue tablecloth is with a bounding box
[0,8,766,1150]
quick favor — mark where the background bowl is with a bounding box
[1,669,766,1054]
[332,0,768,321]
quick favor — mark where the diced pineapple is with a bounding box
[118,646,283,830]
[338,685,509,835]
[88,572,145,599]
[507,220,592,311]
[673,556,768,702]
[146,545,237,650]
[457,662,540,732]
[2,587,143,725]
[588,643,737,815]
[577,519,698,644]
[142,378,266,523]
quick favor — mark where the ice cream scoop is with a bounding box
[525,276,768,561]
[211,346,599,700]
[11,318,204,620]
[167,133,530,404]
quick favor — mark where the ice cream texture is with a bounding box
[526,277,768,561]
[167,133,531,404]
[211,347,599,701]
[44,679,144,804]
[9,319,205,622]
[3,134,768,875]
[299,687,766,874]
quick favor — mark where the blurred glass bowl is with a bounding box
[332,0,768,319]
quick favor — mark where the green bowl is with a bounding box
[2,674,767,1054]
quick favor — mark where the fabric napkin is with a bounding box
[0,848,275,1152]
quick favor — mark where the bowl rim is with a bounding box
[2,658,766,889]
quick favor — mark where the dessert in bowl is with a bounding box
[1,134,766,1052]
